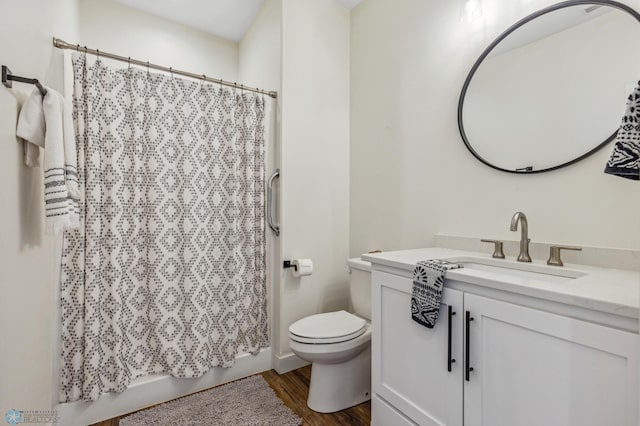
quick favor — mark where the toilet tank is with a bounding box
[347,257,372,320]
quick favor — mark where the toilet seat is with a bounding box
[289,310,366,344]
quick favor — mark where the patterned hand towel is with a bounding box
[411,259,462,328]
[604,83,640,180]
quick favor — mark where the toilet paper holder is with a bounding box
[284,259,314,277]
[283,259,313,277]
[283,260,297,271]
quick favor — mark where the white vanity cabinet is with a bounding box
[372,270,639,426]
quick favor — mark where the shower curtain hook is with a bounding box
[76,44,79,52]
[84,46,87,54]
[127,57,131,70]
[169,67,173,80]
[146,61,150,74]
[96,49,100,61]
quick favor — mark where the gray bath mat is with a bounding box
[120,375,302,426]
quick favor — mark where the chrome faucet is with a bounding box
[510,211,531,262]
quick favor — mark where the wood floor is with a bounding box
[261,366,371,426]
[91,365,371,426]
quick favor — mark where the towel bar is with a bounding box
[2,65,47,97]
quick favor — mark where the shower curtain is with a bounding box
[60,54,269,402]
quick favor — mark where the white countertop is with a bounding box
[362,247,640,319]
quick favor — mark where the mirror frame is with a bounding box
[457,0,640,174]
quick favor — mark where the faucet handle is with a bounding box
[480,239,505,259]
[547,245,582,267]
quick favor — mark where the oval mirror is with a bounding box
[458,0,640,173]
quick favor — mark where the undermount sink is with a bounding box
[447,257,587,283]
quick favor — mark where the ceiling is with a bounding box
[114,0,363,43]
[113,0,267,42]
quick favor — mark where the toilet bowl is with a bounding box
[288,258,372,413]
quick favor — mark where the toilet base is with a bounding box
[307,344,371,413]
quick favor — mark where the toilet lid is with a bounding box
[289,310,366,344]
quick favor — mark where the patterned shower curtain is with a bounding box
[60,54,269,402]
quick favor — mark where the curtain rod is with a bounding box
[52,37,277,99]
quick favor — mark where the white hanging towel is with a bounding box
[15,90,45,167]
[16,87,80,234]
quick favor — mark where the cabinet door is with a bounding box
[372,394,418,426]
[372,271,464,426]
[464,293,638,426]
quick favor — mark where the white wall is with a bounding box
[0,0,79,418]
[79,0,238,81]
[350,0,640,258]
[220,0,354,367]
[277,0,351,362]
[239,0,282,91]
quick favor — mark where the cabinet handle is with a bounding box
[447,305,456,372]
[465,311,474,381]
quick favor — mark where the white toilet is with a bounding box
[288,257,372,413]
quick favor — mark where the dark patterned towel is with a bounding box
[411,260,462,328]
[604,84,640,180]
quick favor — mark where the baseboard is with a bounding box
[55,348,272,426]
[273,351,309,374]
